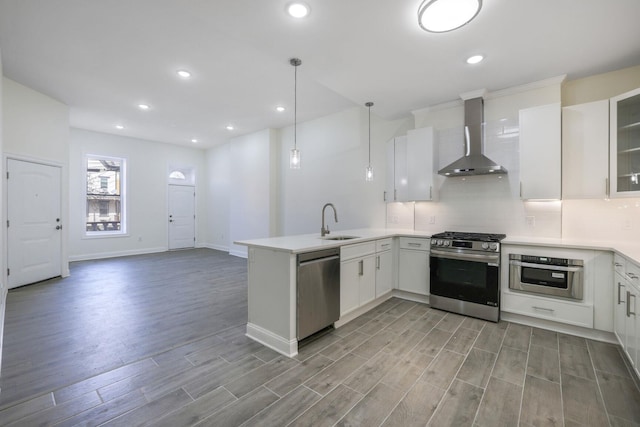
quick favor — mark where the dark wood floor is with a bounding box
[0,248,639,426]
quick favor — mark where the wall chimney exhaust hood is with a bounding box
[438,96,508,177]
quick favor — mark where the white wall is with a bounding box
[68,128,206,260]
[228,129,276,257]
[389,78,565,238]
[205,143,231,251]
[278,106,411,236]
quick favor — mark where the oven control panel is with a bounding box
[430,238,500,252]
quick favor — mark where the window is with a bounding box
[86,156,126,235]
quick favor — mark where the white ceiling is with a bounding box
[1,0,639,148]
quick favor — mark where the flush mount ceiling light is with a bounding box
[177,70,191,78]
[418,0,482,33]
[138,103,150,110]
[226,125,234,131]
[276,106,286,112]
[289,58,302,169]
[191,138,198,143]
[115,124,124,130]
[286,2,310,18]
[365,102,374,182]
[466,54,484,64]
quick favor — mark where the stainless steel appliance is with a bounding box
[509,254,584,300]
[429,231,506,322]
[296,248,340,340]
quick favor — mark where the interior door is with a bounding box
[7,159,62,288]
[168,184,195,250]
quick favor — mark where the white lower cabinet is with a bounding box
[398,237,429,295]
[376,248,393,297]
[613,256,640,375]
[340,239,392,317]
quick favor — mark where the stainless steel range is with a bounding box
[429,231,506,322]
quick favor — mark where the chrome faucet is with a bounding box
[321,203,338,237]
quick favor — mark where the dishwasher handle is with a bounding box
[299,254,340,266]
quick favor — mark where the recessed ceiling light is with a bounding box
[138,104,150,110]
[466,54,484,64]
[115,124,124,130]
[191,138,198,143]
[226,125,234,131]
[177,70,192,78]
[287,2,310,18]
[418,0,482,33]
[276,106,286,112]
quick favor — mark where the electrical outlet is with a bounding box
[429,216,436,224]
[526,216,535,227]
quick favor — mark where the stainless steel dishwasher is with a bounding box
[297,248,341,341]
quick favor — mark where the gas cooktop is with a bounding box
[430,231,507,242]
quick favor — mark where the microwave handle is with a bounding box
[509,260,583,273]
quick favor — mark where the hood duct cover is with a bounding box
[438,97,508,177]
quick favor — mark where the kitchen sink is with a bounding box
[322,235,359,241]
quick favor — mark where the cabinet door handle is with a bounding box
[376,255,380,270]
[615,262,623,267]
[383,191,387,202]
[631,294,637,317]
[532,306,554,313]
[619,282,626,304]
[519,182,523,198]
[408,242,422,247]
[429,185,432,199]
[358,260,363,276]
[627,291,633,317]
[394,189,397,201]
[605,177,610,199]
[628,273,639,280]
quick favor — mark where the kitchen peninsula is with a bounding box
[236,228,430,357]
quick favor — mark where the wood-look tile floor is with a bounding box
[1,249,639,426]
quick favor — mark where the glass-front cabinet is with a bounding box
[610,88,640,197]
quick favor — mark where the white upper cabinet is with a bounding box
[407,127,437,201]
[562,100,609,199]
[385,136,408,202]
[385,128,437,203]
[519,103,562,200]
[610,87,640,197]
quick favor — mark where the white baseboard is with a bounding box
[229,249,248,259]
[199,243,230,252]
[392,289,429,304]
[246,322,297,357]
[68,246,167,262]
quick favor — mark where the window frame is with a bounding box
[85,154,128,238]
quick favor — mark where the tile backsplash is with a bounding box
[562,198,640,242]
[386,118,563,238]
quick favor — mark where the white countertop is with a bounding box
[504,236,640,265]
[237,229,640,265]
[234,228,431,254]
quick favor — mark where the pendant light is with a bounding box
[365,101,374,181]
[289,58,302,169]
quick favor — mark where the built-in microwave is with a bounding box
[509,254,584,300]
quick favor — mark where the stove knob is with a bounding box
[443,240,450,247]
[481,242,489,250]
[431,240,437,246]
[437,240,443,246]
[489,242,498,250]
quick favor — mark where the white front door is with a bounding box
[7,159,62,288]
[168,185,195,250]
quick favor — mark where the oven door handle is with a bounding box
[430,249,499,264]
[509,260,583,272]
